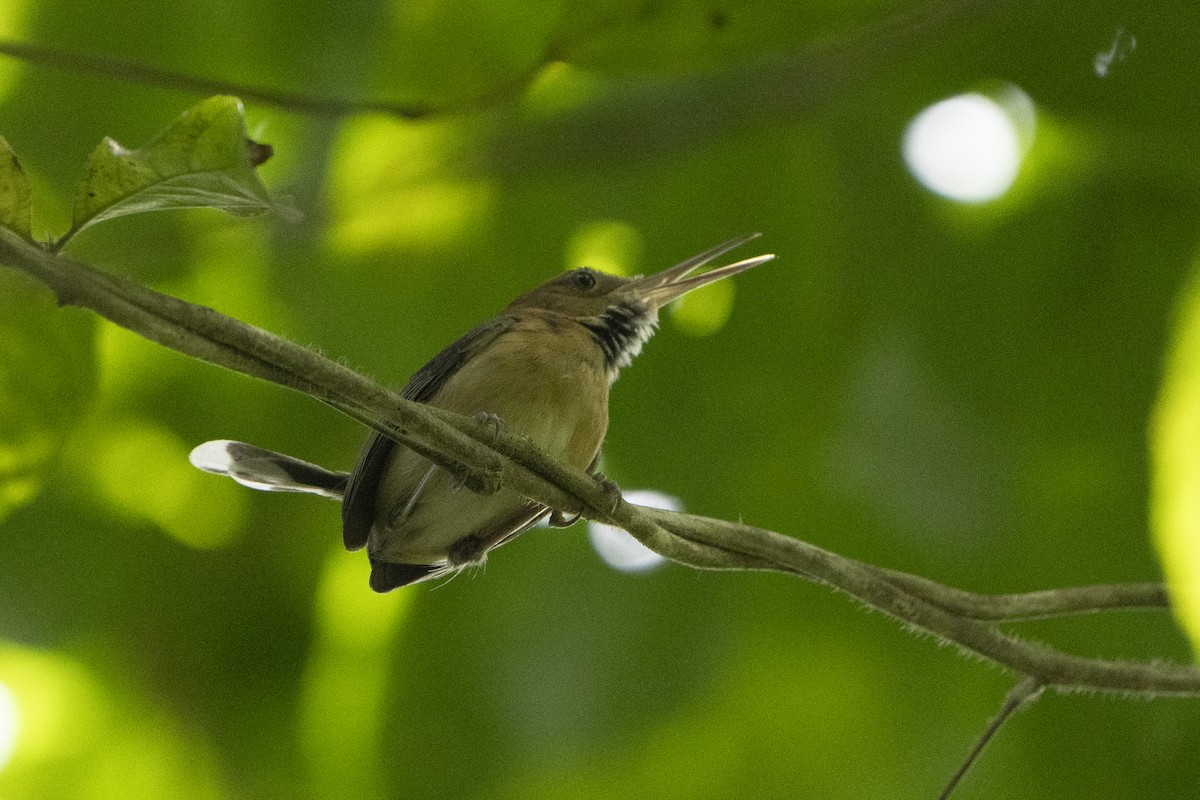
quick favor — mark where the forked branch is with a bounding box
[1,226,1195,699]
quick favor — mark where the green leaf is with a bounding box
[0,137,32,240]
[60,95,290,249]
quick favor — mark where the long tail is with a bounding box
[189,440,348,500]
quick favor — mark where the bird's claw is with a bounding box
[449,413,503,493]
[592,472,622,514]
[547,508,582,528]
[549,473,621,526]
[473,411,502,438]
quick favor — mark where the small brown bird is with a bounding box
[191,234,772,591]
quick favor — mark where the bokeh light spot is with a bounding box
[0,643,226,797]
[329,117,494,256]
[588,490,676,573]
[0,681,19,773]
[671,279,734,337]
[566,220,643,277]
[1152,255,1200,658]
[0,0,31,99]
[902,89,1035,203]
[299,548,412,799]
[92,422,246,549]
[522,62,604,118]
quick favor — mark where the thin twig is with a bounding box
[875,569,1169,621]
[639,508,1200,695]
[0,39,432,119]
[939,677,1044,800]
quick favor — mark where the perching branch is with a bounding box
[1,226,1196,699]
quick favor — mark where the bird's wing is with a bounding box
[341,315,517,551]
[399,315,518,405]
[367,503,551,593]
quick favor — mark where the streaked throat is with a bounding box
[581,301,659,382]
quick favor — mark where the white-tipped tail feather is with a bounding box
[189,440,349,500]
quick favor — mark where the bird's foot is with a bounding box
[550,473,622,526]
[591,472,622,515]
[449,412,503,493]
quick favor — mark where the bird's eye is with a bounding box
[573,269,597,290]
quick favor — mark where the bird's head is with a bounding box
[506,233,774,378]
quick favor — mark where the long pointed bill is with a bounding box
[630,234,775,309]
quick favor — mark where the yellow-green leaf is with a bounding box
[0,137,32,240]
[61,96,290,248]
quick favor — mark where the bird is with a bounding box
[190,234,773,591]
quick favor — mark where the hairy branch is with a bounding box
[1,226,1196,698]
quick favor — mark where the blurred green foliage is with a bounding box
[1,0,1199,798]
